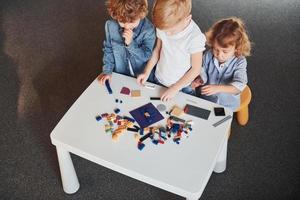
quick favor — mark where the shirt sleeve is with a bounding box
[200,51,209,84]
[230,58,248,92]
[188,31,206,54]
[102,21,115,74]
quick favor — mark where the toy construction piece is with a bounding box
[120,87,130,95]
[131,90,141,97]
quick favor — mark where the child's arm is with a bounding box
[161,52,202,101]
[137,38,162,85]
[201,85,240,96]
[125,28,156,64]
[99,21,115,85]
[201,59,247,95]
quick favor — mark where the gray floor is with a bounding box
[1,0,300,199]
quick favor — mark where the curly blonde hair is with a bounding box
[206,17,252,57]
[106,0,148,23]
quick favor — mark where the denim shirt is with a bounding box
[102,18,156,76]
[200,50,248,111]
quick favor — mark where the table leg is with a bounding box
[56,146,80,194]
[213,137,228,173]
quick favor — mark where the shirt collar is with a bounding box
[213,56,235,71]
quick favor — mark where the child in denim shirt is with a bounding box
[192,17,252,111]
[98,0,156,85]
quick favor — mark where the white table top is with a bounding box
[50,72,232,198]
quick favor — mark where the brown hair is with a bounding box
[152,0,191,29]
[106,0,148,23]
[206,17,252,57]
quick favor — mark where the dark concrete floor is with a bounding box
[1,0,299,199]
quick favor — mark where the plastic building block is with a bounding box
[123,116,135,123]
[171,106,184,117]
[134,134,140,141]
[156,104,167,112]
[95,115,102,121]
[131,90,141,97]
[150,97,161,100]
[101,113,109,118]
[170,116,185,123]
[212,115,232,127]
[139,128,144,135]
[144,83,155,89]
[114,108,121,114]
[137,142,145,150]
[139,132,152,142]
[152,140,159,145]
[112,133,120,141]
[133,125,140,131]
[127,127,139,132]
[105,80,113,94]
[184,104,211,120]
[120,87,130,95]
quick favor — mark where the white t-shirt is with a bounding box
[155,20,206,87]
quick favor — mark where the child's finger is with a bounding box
[201,88,209,95]
[137,77,143,85]
[202,85,209,89]
[124,29,133,34]
[101,76,108,85]
[100,76,105,85]
[161,94,166,102]
[122,33,128,39]
[138,77,145,85]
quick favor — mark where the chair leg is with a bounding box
[236,106,249,125]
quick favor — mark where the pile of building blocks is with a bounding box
[95,113,136,141]
[96,113,193,151]
[134,116,193,150]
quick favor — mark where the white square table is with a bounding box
[50,72,232,200]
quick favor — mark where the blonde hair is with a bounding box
[206,17,252,57]
[152,0,191,29]
[106,0,148,23]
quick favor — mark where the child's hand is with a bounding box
[191,76,204,89]
[123,29,133,46]
[201,85,220,96]
[97,73,112,85]
[161,86,179,102]
[137,72,149,86]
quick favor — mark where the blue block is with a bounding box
[173,138,181,142]
[105,80,113,94]
[152,140,159,145]
[114,108,120,114]
[139,129,144,135]
[138,142,145,150]
[95,115,102,121]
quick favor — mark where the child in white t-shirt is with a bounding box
[137,0,206,101]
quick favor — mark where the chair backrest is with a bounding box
[238,85,252,110]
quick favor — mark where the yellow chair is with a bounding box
[235,85,252,126]
[228,85,252,138]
